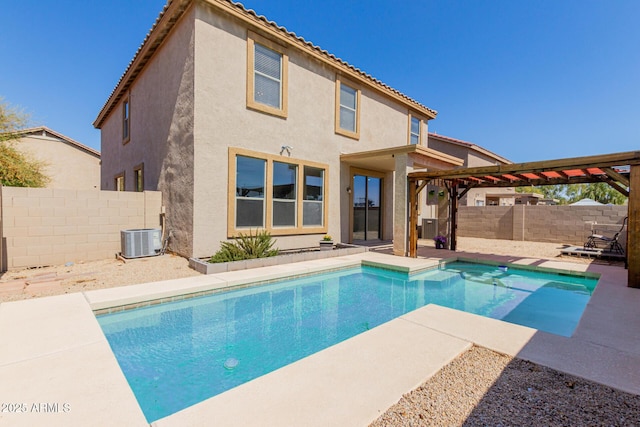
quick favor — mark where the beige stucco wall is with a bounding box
[100,6,196,257]
[17,134,100,190]
[191,3,419,257]
[465,187,515,206]
[1,187,162,270]
[427,137,470,165]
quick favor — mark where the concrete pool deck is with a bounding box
[1,251,639,426]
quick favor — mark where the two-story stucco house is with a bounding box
[94,0,507,258]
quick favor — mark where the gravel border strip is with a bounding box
[370,346,640,427]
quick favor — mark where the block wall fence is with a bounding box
[457,205,628,246]
[0,187,162,271]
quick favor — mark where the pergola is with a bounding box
[407,150,640,288]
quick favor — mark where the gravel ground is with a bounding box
[456,237,574,260]
[0,254,200,302]
[371,346,640,427]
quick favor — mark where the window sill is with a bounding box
[228,226,327,238]
[335,128,360,140]
[247,101,288,119]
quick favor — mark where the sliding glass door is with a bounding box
[352,174,382,241]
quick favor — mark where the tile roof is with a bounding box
[94,0,437,128]
[428,132,512,165]
[14,126,101,157]
[229,1,438,116]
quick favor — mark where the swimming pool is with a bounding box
[97,261,598,422]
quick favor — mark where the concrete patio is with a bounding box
[1,250,638,426]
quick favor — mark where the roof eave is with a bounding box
[93,0,192,128]
[94,0,437,128]
[428,132,512,165]
[14,126,101,157]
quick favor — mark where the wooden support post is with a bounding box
[449,183,458,251]
[409,178,418,258]
[628,165,640,288]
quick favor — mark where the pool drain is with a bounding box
[224,358,239,370]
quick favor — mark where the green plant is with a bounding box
[0,97,50,187]
[0,142,49,187]
[322,235,332,241]
[209,229,279,263]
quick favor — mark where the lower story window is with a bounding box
[303,166,324,226]
[134,164,144,192]
[115,173,125,191]
[273,161,297,227]
[229,148,328,236]
[235,155,266,227]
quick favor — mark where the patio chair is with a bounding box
[584,217,627,254]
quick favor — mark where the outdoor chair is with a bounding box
[584,217,627,255]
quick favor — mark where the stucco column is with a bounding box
[393,153,412,256]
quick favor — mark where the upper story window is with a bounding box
[247,31,288,118]
[335,77,360,139]
[409,116,421,145]
[254,44,282,108]
[122,97,130,144]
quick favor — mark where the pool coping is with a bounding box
[1,251,639,426]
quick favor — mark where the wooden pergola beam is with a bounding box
[449,175,622,189]
[629,165,640,288]
[409,150,640,181]
[406,150,639,288]
[600,177,630,197]
[409,178,419,258]
[603,167,630,187]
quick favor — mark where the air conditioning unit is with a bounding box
[121,228,162,258]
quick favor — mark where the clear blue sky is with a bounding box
[1,0,638,162]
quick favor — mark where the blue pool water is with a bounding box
[97,262,597,422]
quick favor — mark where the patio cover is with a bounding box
[407,150,640,288]
[341,144,463,256]
[340,144,463,172]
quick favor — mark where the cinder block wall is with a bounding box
[458,205,628,246]
[1,187,162,270]
[456,206,513,240]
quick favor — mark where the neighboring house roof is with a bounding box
[428,132,512,165]
[94,0,438,128]
[13,126,101,158]
[571,198,604,206]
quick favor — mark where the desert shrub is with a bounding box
[209,229,279,263]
